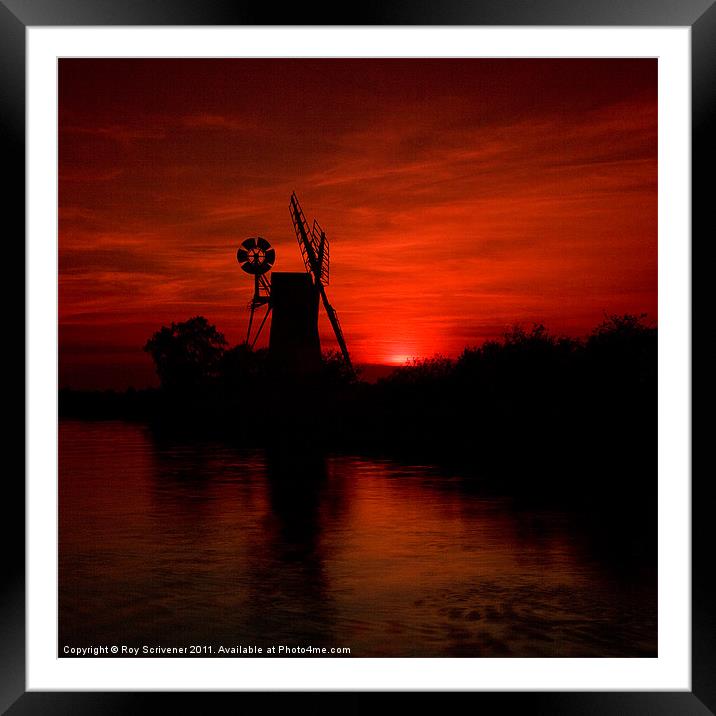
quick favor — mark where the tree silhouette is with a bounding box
[144,316,227,392]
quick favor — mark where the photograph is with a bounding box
[57,57,658,659]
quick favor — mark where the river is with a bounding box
[59,420,656,657]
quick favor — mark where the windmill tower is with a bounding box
[236,193,353,377]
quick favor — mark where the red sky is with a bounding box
[59,58,657,389]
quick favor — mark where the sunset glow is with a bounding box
[387,355,414,366]
[58,58,657,388]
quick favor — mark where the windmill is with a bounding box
[236,236,274,347]
[236,194,353,376]
[289,192,353,373]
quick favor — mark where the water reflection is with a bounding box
[59,421,656,657]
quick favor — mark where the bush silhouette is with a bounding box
[219,343,271,394]
[320,349,360,387]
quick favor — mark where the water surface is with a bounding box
[59,420,656,657]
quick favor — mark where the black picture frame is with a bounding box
[4,1,711,712]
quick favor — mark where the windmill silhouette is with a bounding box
[236,193,353,376]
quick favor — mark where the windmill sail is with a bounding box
[289,192,353,373]
[311,219,330,286]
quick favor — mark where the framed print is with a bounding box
[5,0,712,712]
